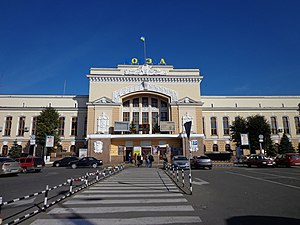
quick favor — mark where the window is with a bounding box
[152,112,159,130]
[282,116,290,134]
[223,117,230,135]
[31,117,37,135]
[133,98,139,107]
[142,97,148,107]
[161,112,168,121]
[71,117,78,136]
[294,117,300,134]
[123,100,130,107]
[213,144,218,152]
[2,145,8,156]
[151,98,158,108]
[4,116,12,136]
[270,117,278,134]
[58,117,65,136]
[161,100,167,108]
[225,144,231,151]
[18,116,26,136]
[123,112,130,122]
[133,112,139,125]
[84,117,87,137]
[210,117,217,135]
[142,112,149,124]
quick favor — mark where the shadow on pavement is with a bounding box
[227,215,300,225]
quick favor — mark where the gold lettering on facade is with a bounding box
[131,58,138,64]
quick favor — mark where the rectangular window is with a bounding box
[270,117,278,134]
[160,112,168,121]
[133,98,139,107]
[295,117,300,134]
[151,98,158,108]
[133,112,139,125]
[84,117,87,137]
[123,112,130,122]
[123,100,130,107]
[31,117,37,135]
[223,117,230,135]
[18,116,26,136]
[142,97,148,107]
[161,100,167,108]
[4,116,12,136]
[59,117,65,136]
[152,112,158,125]
[142,112,149,124]
[211,117,217,135]
[282,116,290,134]
[71,117,78,136]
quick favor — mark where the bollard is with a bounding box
[189,173,192,195]
[176,168,179,182]
[85,173,88,186]
[182,169,185,187]
[172,167,175,178]
[69,179,73,193]
[43,185,49,209]
[96,170,99,181]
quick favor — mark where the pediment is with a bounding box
[91,97,115,104]
[177,97,204,105]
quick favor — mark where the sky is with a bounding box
[0,0,299,96]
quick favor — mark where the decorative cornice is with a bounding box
[87,75,202,83]
[124,64,167,75]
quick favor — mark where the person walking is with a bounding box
[137,154,142,167]
[145,154,149,167]
[148,154,154,168]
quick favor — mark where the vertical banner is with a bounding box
[184,121,192,139]
[240,133,249,145]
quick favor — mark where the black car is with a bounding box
[68,157,103,169]
[53,156,79,167]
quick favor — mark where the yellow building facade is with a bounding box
[0,63,299,163]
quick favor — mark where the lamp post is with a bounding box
[259,134,264,154]
[297,103,300,115]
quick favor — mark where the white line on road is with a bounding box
[226,171,300,190]
[192,178,209,186]
[73,193,183,198]
[63,198,188,205]
[82,189,179,193]
[30,216,202,225]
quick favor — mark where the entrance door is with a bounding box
[141,147,151,159]
[125,147,133,162]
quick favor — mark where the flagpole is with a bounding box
[143,39,147,65]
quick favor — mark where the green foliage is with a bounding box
[36,107,60,154]
[279,133,295,154]
[129,121,137,134]
[8,140,22,158]
[230,115,273,155]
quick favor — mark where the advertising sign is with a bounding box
[160,121,175,132]
[114,121,130,131]
[240,133,249,146]
[79,148,88,158]
[45,135,54,147]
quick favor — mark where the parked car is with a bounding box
[274,153,300,167]
[171,155,190,170]
[68,157,103,169]
[16,156,45,172]
[191,155,212,169]
[247,154,275,168]
[53,156,79,167]
[0,157,22,176]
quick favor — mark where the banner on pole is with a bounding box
[184,121,192,139]
[240,133,249,146]
[45,135,54,147]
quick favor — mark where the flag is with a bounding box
[140,36,145,41]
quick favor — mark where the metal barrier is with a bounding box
[164,163,192,195]
[0,164,125,225]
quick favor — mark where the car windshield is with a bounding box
[174,156,188,161]
[0,158,15,162]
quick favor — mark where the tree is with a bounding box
[8,140,22,158]
[279,133,295,154]
[36,107,60,156]
[230,115,274,156]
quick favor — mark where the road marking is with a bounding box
[63,198,188,205]
[83,189,179,193]
[48,205,195,214]
[192,178,209,186]
[73,193,183,198]
[30,216,202,225]
[226,171,300,190]
[89,186,178,190]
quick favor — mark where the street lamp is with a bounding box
[297,103,300,115]
[259,134,264,154]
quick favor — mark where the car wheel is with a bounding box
[35,169,41,172]
[71,164,77,169]
[209,166,212,170]
[23,168,27,173]
[92,163,97,168]
[55,163,60,167]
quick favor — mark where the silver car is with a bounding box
[172,155,190,169]
[0,157,22,176]
[191,155,213,169]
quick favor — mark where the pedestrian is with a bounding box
[145,154,149,167]
[148,154,154,168]
[137,154,142,167]
[162,153,168,169]
[134,153,137,165]
[128,152,131,164]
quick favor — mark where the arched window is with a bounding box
[70,145,77,155]
[203,144,206,152]
[282,116,290,134]
[1,145,8,156]
[223,117,230,135]
[225,144,231,152]
[210,117,217,135]
[213,144,218,152]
